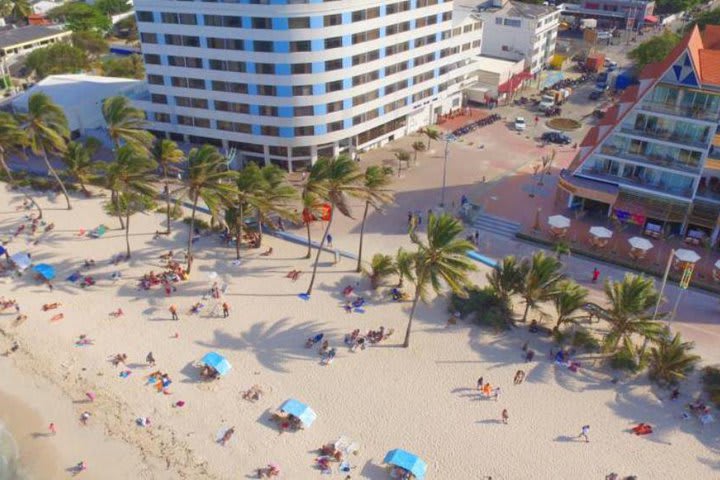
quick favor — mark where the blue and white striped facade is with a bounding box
[133,0,483,170]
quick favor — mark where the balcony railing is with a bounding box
[696,188,720,202]
[639,101,720,122]
[580,168,694,198]
[618,125,710,150]
[597,146,701,173]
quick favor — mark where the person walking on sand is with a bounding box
[578,425,590,442]
[146,352,155,366]
[477,376,484,390]
[169,305,179,321]
[222,302,230,318]
[493,387,501,401]
[49,423,56,435]
[592,267,600,284]
[501,409,509,424]
[326,233,333,248]
[514,370,525,385]
[80,412,91,425]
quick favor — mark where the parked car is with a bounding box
[541,132,572,145]
[514,117,526,131]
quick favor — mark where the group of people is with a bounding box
[146,371,173,394]
[344,327,393,351]
[138,267,184,293]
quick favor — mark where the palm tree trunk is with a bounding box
[235,203,244,260]
[125,211,131,259]
[403,286,423,348]
[414,150,418,165]
[256,214,263,248]
[305,219,312,259]
[306,205,334,295]
[521,301,531,323]
[186,193,199,273]
[356,201,370,272]
[41,150,71,210]
[111,190,125,229]
[162,167,172,234]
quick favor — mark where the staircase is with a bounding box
[470,211,521,238]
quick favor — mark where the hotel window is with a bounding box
[148,74,164,85]
[324,14,342,26]
[326,80,343,92]
[325,37,343,49]
[256,63,276,74]
[292,63,312,74]
[261,125,280,136]
[327,100,343,113]
[325,59,343,71]
[259,106,279,116]
[154,112,170,123]
[293,85,313,96]
[140,32,157,44]
[288,17,310,29]
[295,126,314,136]
[327,120,344,132]
[144,54,160,65]
[294,106,314,116]
[136,11,154,22]
[257,85,277,96]
[290,40,311,52]
[254,41,274,53]
[251,17,272,29]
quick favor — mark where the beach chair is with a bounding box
[88,225,107,238]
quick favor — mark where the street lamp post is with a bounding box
[440,134,455,208]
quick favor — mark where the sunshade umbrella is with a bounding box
[548,215,570,229]
[279,399,317,427]
[628,237,653,251]
[199,352,232,377]
[10,252,31,271]
[674,249,701,263]
[384,449,428,479]
[589,226,613,239]
[207,271,218,280]
[33,263,56,280]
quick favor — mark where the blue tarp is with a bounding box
[0,245,6,256]
[383,449,428,479]
[33,263,56,280]
[279,399,317,427]
[615,70,637,90]
[199,352,232,377]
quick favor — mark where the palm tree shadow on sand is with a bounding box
[195,318,333,373]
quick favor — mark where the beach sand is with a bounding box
[0,180,718,479]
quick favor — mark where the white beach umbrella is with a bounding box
[674,249,701,263]
[628,237,653,251]
[589,226,613,239]
[714,259,720,270]
[548,215,571,229]
[207,271,218,280]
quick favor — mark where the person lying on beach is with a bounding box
[111,353,128,367]
[80,276,95,288]
[13,314,27,327]
[260,247,273,257]
[190,302,205,314]
[83,259,95,269]
[75,335,93,346]
[44,223,55,233]
[2,341,19,356]
[257,464,281,478]
[631,423,653,435]
[219,427,235,446]
[321,348,337,365]
[342,285,354,297]
[305,333,323,348]
[109,308,124,318]
[286,269,301,281]
[318,340,330,355]
[50,313,65,322]
[242,385,264,402]
[159,251,174,261]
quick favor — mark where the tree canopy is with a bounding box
[102,55,145,79]
[689,7,720,31]
[655,0,701,14]
[628,31,681,71]
[48,3,112,32]
[25,43,89,78]
[94,0,132,15]
[71,31,109,58]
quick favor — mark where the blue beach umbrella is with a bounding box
[279,399,317,427]
[384,449,428,479]
[33,263,56,280]
[199,352,232,377]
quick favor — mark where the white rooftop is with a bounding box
[474,56,524,74]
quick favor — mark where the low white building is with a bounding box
[11,74,146,139]
[476,0,560,74]
[467,55,528,104]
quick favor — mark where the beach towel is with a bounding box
[298,293,310,301]
[67,272,82,282]
[119,370,132,378]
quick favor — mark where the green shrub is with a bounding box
[168,202,183,220]
[183,216,210,231]
[701,366,720,407]
[449,286,512,330]
[571,328,601,352]
[610,349,641,373]
[29,177,55,191]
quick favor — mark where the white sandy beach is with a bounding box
[0,172,719,479]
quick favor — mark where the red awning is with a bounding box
[644,15,659,23]
[498,71,532,94]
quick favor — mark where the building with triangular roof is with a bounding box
[557,25,720,246]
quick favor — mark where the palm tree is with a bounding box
[519,251,564,323]
[403,213,476,347]
[602,274,665,354]
[21,93,71,209]
[486,255,526,306]
[304,155,365,296]
[356,166,394,272]
[106,192,154,259]
[104,145,157,257]
[102,96,154,154]
[422,126,441,150]
[227,162,265,259]
[151,139,184,234]
[648,330,700,386]
[300,186,324,259]
[411,141,425,165]
[394,150,410,177]
[9,0,30,21]
[175,145,237,273]
[60,138,99,196]
[0,112,42,216]
[254,164,298,248]
[394,247,415,288]
[552,280,588,332]
[365,253,396,290]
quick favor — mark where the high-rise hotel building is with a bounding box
[133,0,483,171]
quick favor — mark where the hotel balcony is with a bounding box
[638,101,720,123]
[598,145,701,174]
[618,125,710,150]
[579,167,695,198]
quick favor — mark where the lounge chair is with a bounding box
[88,225,107,238]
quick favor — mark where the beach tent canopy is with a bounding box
[199,352,232,377]
[674,249,701,263]
[10,252,31,271]
[384,449,427,479]
[33,263,56,280]
[548,215,570,229]
[589,226,613,239]
[0,245,6,256]
[628,237,653,251]
[279,399,317,427]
